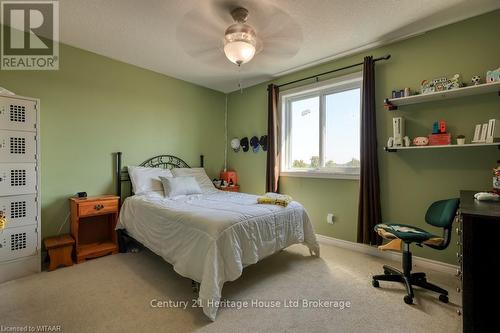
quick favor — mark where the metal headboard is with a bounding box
[114,152,204,203]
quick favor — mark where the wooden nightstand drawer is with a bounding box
[78,200,118,217]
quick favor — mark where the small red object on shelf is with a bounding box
[439,120,446,134]
[428,133,451,146]
[383,99,397,111]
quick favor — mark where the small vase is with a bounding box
[457,138,465,145]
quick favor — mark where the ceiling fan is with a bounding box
[176,1,302,69]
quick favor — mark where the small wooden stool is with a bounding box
[44,234,75,271]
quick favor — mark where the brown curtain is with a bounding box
[266,84,280,193]
[357,56,382,245]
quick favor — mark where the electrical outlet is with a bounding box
[327,213,334,224]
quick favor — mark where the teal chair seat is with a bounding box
[374,223,442,244]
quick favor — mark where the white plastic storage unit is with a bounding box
[0,93,40,283]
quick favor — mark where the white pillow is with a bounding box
[127,166,173,194]
[160,176,202,198]
[171,168,216,193]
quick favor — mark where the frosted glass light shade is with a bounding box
[224,40,256,66]
[223,23,257,66]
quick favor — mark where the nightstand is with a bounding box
[219,185,240,192]
[69,195,119,263]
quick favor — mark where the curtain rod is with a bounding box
[276,54,391,89]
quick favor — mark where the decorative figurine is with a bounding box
[486,68,500,83]
[433,77,448,91]
[420,80,434,94]
[439,120,446,134]
[421,74,463,94]
[432,121,440,134]
[391,89,405,98]
[403,136,410,147]
[493,164,500,194]
[413,137,429,146]
[471,75,481,85]
[429,120,452,146]
[447,74,462,90]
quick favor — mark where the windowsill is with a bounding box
[280,170,360,180]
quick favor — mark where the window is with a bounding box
[281,73,362,179]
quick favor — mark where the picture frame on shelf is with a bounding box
[479,123,489,142]
[486,119,499,143]
[472,124,482,143]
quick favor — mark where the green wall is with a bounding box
[227,10,500,264]
[0,43,226,238]
[1,11,498,264]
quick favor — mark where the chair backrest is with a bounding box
[425,198,460,228]
[424,198,459,250]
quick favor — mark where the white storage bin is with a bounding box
[0,130,37,163]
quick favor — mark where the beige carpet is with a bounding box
[0,243,461,332]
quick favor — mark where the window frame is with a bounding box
[280,72,363,180]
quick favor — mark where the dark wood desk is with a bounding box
[460,190,500,333]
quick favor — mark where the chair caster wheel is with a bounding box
[384,269,391,275]
[372,279,379,288]
[404,295,413,304]
[439,294,449,303]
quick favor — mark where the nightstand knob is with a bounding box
[94,204,104,210]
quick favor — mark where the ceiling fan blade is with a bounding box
[176,4,227,56]
[259,38,301,58]
[248,2,303,59]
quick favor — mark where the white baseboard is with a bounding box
[316,234,458,275]
[0,255,41,284]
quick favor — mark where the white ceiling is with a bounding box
[58,0,500,93]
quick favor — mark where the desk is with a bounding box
[460,190,500,333]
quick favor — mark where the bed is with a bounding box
[114,152,319,320]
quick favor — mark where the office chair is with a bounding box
[372,198,460,304]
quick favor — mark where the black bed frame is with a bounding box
[114,152,204,292]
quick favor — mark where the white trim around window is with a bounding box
[280,72,362,180]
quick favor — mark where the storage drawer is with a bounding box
[0,224,38,262]
[0,194,37,228]
[0,130,37,163]
[78,200,118,217]
[0,163,36,196]
[0,98,36,132]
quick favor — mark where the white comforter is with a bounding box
[117,191,319,320]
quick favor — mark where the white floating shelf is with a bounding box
[385,81,500,109]
[385,142,500,152]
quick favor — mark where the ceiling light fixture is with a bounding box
[223,7,256,66]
